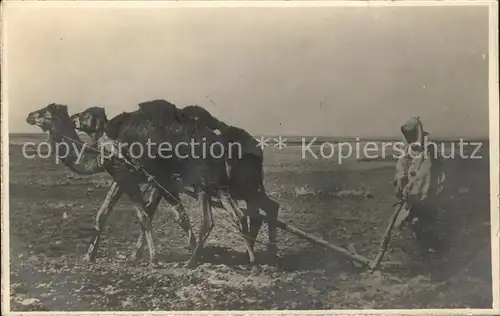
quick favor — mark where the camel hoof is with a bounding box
[250,265,262,276]
[267,244,278,258]
[185,240,198,252]
[148,260,158,269]
[83,253,96,263]
[130,250,143,262]
[185,260,197,270]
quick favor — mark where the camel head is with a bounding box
[182,105,227,131]
[71,107,108,134]
[26,103,75,133]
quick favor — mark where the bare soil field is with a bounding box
[8,139,493,310]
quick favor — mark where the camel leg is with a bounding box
[218,190,261,275]
[245,192,279,261]
[239,214,260,274]
[240,222,260,274]
[121,180,156,267]
[186,189,214,268]
[260,192,280,258]
[132,186,163,261]
[163,192,197,251]
[84,181,123,262]
[135,187,197,258]
[247,199,262,250]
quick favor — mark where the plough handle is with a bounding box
[369,201,405,271]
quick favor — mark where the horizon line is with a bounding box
[7,132,490,142]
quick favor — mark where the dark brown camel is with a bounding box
[72,105,280,260]
[100,100,265,272]
[27,101,262,273]
[181,105,279,256]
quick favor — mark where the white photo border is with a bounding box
[1,0,498,315]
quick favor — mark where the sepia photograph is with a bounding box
[1,1,499,313]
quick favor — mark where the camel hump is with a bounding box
[182,105,214,121]
[182,105,225,130]
[138,99,185,123]
[103,112,135,140]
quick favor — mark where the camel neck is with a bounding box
[48,122,104,175]
[89,129,106,146]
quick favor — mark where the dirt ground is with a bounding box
[8,140,493,311]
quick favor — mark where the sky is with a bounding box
[3,4,491,138]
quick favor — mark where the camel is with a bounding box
[99,99,267,272]
[71,104,279,263]
[26,103,177,266]
[68,106,198,258]
[27,101,263,273]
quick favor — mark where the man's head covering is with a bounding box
[401,116,429,151]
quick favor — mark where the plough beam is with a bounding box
[254,214,372,267]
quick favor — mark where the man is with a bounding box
[393,117,446,253]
